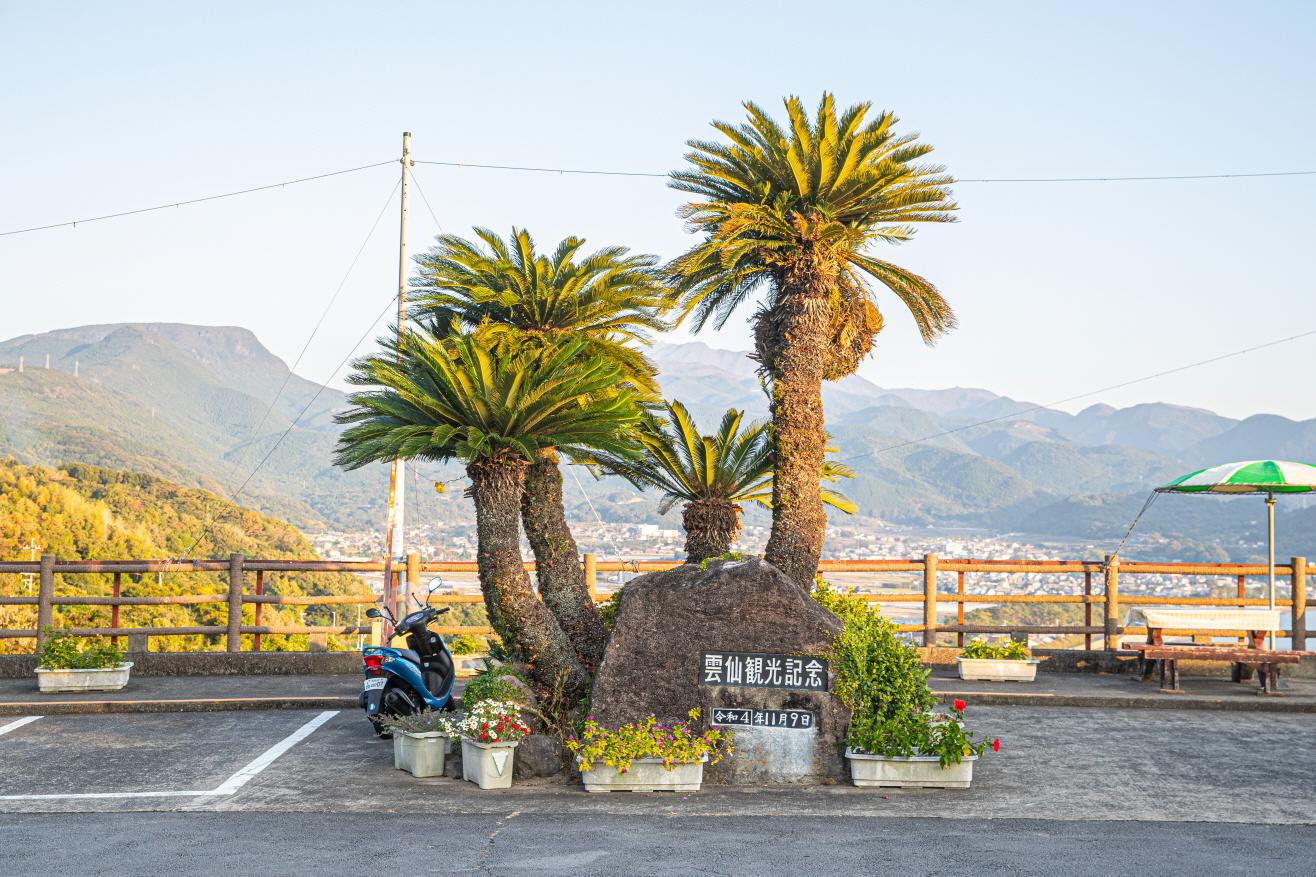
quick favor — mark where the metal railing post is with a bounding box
[36,554,55,649]
[923,553,939,647]
[227,552,244,652]
[1104,554,1120,651]
[1292,556,1307,651]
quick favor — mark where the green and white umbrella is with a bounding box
[1156,460,1316,615]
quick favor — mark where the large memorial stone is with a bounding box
[589,557,849,784]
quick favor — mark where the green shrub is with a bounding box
[597,587,624,630]
[461,663,530,711]
[448,634,488,656]
[697,551,748,570]
[36,630,125,670]
[813,581,997,766]
[960,637,1029,661]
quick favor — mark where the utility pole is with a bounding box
[382,131,413,632]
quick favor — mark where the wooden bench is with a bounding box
[1129,643,1312,694]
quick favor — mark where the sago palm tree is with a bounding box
[667,93,956,589]
[589,400,856,564]
[334,332,643,696]
[410,227,676,670]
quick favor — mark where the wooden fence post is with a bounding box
[956,570,966,648]
[36,554,55,650]
[111,572,122,649]
[923,553,939,647]
[1104,554,1120,651]
[252,570,264,652]
[1083,569,1093,651]
[227,552,244,653]
[405,552,420,614]
[1292,556,1307,651]
[583,553,598,601]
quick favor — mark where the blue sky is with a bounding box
[2,1,1314,419]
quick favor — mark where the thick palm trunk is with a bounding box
[467,456,588,697]
[521,448,609,670]
[760,264,832,591]
[682,499,742,564]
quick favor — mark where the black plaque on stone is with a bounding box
[710,707,816,730]
[700,651,828,691]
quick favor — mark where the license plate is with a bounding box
[363,677,387,691]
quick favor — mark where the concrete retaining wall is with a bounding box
[0,651,361,678]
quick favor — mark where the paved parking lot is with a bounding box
[2,706,1314,874]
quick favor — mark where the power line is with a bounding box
[416,158,1316,184]
[176,289,402,560]
[0,160,394,238]
[408,166,446,235]
[836,327,1316,465]
[246,177,400,444]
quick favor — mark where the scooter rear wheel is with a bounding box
[370,681,422,737]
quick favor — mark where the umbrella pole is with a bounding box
[1267,494,1276,649]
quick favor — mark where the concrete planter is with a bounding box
[35,662,133,693]
[956,657,1039,682]
[461,737,518,789]
[580,755,708,793]
[846,749,978,789]
[393,731,449,778]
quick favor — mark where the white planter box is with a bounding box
[580,755,708,793]
[461,737,518,789]
[956,657,1039,682]
[393,731,449,778]
[846,749,978,789]
[35,662,133,693]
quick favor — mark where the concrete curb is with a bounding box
[0,696,360,716]
[932,690,1316,713]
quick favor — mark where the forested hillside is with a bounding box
[0,459,372,653]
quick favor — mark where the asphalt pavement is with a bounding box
[2,811,1312,876]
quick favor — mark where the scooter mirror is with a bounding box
[365,608,382,619]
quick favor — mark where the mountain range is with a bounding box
[3,323,1315,561]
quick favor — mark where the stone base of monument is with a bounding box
[590,558,850,785]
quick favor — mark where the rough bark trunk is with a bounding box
[467,456,589,697]
[521,448,609,671]
[682,499,743,565]
[758,254,834,591]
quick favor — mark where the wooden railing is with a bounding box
[0,553,1308,652]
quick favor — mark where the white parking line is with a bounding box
[0,710,338,801]
[0,716,42,737]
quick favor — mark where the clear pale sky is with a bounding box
[2,1,1314,419]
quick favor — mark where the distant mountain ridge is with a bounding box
[4,324,1315,559]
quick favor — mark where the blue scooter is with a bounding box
[360,580,457,735]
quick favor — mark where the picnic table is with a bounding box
[1122,608,1311,695]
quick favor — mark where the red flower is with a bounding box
[952,699,966,712]
[992,738,1001,752]
[481,732,489,740]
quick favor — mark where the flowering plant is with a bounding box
[456,699,532,744]
[565,708,734,775]
[849,699,999,766]
[384,709,458,736]
[960,637,1029,661]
